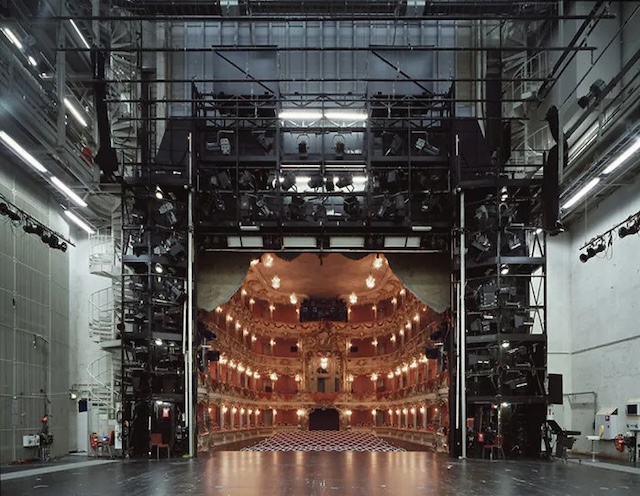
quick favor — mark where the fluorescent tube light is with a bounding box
[329,236,365,248]
[64,210,95,234]
[63,98,88,128]
[226,236,264,248]
[411,225,432,232]
[384,236,421,248]
[50,176,88,208]
[561,178,600,210]
[0,131,48,173]
[2,28,23,50]
[278,110,323,120]
[602,138,640,174]
[69,20,90,50]
[282,237,317,248]
[324,111,367,121]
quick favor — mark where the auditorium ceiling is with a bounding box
[243,253,404,306]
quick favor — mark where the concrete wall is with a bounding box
[0,165,71,464]
[547,172,640,456]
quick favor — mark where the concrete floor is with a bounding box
[2,452,640,496]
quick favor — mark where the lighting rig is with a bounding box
[453,169,547,458]
[578,209,640,263]
[0,193,74,251]
[191,85,453,251]
[120,167,191,455]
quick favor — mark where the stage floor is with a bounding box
[2,452,640,496]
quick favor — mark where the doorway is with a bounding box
[309,408,340,431]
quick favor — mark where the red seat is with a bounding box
[150,433,170,459]
[482,434,505,460]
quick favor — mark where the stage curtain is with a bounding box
[196,252,256,311]
[385,253,450,313]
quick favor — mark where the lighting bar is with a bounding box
[602,138,640,174]
[324,111,368,121]
[278,110,323,120]
[69,20,90,50]
[1,27,23,50]
[0,131,48,173]
[63,98,88,128]
[64,210,95,234]
[411,225,432,232]
[562,178,600,210]
[50,176,88,208]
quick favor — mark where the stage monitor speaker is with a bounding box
[548,373,563,404]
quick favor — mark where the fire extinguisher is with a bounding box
[614,434,626,452]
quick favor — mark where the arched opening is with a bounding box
[309,409,340,431]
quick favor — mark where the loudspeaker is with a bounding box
[548,373,563,404]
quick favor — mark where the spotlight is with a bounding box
[500,264,509,275]
[280,172,296,191]
[154,186,163,199]
[154,263,164,274]
[238,170,255,190]
[0,202,20,221]
[414,134,440,155]
[500,186,508,202]
[578,79,606,109]
[335,141,345,159]
[343,195,361,220]
[619,217,639,238]
[336,173,353,189]
[288,195,305,220]
[579,238,607,262]
[298,141,308,159]
[307,173,324,190]
[23,222,44,235]
[325,174,335,192]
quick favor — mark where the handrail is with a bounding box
[86,353,119,401]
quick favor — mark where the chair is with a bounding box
[483,434,505,460]
[150,433,170,459]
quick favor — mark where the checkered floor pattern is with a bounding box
[242,431,406,452]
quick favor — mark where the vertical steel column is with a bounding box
[459,189,467,459]
[558,0,565,183]
[186,132,195,457]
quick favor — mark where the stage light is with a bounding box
[0,131,48,173]
[500,264,509,275]
[255,132,274,152]
[50,176,88,208]
[154,263,164,274]
[307,173,324,189]
[1,27,23,49]
[23,222,44,235]
[602,138,640,175]
[577,79,605,109]
[63,98,88,128]
[335,141,345,159]
[619,217,640,238]
[69,20,90,49]
[64,210,95,234]
[219,137,231,155]
[280,171,296,191]
[500,186,508,201]
[27,55,37,67]
[297,141,308,158]
[342,195,362,220]
[155,185,163,199]
[336,173,353,189]
[0,202,20,221]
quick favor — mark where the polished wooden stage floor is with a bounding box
[2,452,640,495]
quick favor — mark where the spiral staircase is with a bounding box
[86,205,127,434]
